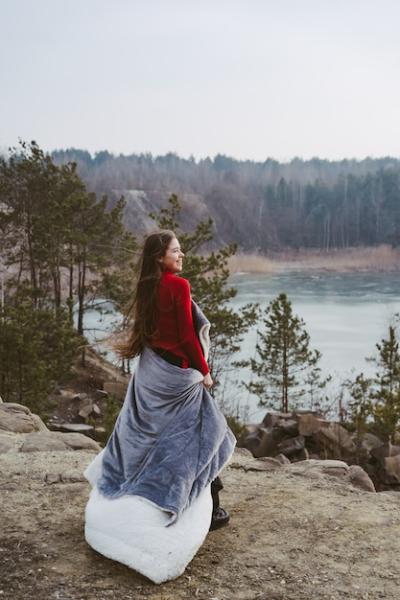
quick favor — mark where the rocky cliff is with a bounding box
[1,402,400,599]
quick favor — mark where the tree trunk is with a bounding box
[52,264,61,309]
[68,244,74,323]
[77,251,86,336]
[282,338,289,413]
[26,227,38,306]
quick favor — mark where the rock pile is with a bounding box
[0,401,101,454]
[239,411,400,491]
[231,447,376,492]
[45,346,129,434]
[239,411,356,461]
[48,390,106,434]
[0,401,48,433]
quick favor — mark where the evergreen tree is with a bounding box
[0,291,82,415]
[344,373,374,461]
[369,323,400,440]
[0,140,61,307]
[345,321,400,442]
[245,293,329,413]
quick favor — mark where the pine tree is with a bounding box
[245,293,329,413]
[345,321,400,442]
[0,292,82,415]
[0,140,59,306]
[369,324,400,441]
[345,373,374,460]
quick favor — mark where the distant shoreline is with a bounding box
[228,245,400,274]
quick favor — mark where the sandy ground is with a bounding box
[1,448,400,600]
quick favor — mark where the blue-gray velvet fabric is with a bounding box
[96,302,236,524]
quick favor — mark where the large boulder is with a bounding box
[349,465,376,492]
[229,449,283,473]
[274,453,291,465]
[371,442,400,462]
[0,403,48,433]
[384,455,400,483]
[312,422,356,460]
[289,458,350,479]
[19,431,101,453]
[288,459,376,492]
[245,456,283,472]
[262,411,295,428]
[276,435,305,457]
[238,419,292,458]
[276,418,299,436]
[351,432,383,465]
[238,425,281,458]
[357,432,383,453]
[298,413,329,437]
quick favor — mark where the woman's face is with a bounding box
[160,237,184,273]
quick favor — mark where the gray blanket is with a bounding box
[96,301,236,524]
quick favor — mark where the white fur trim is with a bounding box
[198,323,211,362]
[83,448,106,485]
[84,483,212,584]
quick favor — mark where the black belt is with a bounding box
[152,347,184,367]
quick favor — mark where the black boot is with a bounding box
[209,476,230,531]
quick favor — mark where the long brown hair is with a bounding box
[112,229,176,359]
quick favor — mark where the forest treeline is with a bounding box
[51,149,400,251]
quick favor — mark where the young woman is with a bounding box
[83,230,236,583]
[123,230,213,389]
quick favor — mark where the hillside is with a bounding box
[52,149,400,252]
[1,415,400,599]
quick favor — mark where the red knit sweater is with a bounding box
[149,270,209,376]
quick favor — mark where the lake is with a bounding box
[81,271,400,423]
[228,271,400,421]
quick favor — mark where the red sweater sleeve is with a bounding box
[173,277,209,376]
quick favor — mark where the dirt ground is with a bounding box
[1,447,400,600]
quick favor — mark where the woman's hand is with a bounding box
[203,373,213,389]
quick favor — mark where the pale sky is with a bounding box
[1,0,400,161]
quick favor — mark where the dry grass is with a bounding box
[227,254,278,274]
[228,245,400,274]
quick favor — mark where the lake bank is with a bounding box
[228,244,400,274]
